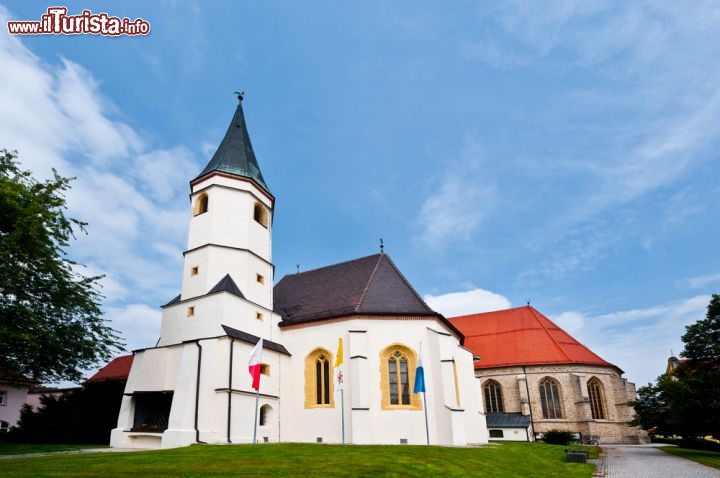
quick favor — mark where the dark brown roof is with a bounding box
[221,325,291,355]
[274,253,438,324]
[209,274,246,299]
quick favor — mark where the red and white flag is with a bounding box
[248,338,263,391]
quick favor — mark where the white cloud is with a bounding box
[105,303,162,352]
[0,7,194,365]
[552,311,585,336]
[424,288,512,317]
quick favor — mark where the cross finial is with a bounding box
[380,238,384,254]
[234,91,245,102]
[296,264,300,274]
[526,299,531,306]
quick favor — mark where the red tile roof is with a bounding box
[84,355,134,383]
[449,306,616,370]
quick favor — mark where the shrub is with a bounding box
[541,429,575,445]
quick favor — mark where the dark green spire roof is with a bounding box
[195,95,270,193]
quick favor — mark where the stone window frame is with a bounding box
[379,344,422,410]
[253,202,269,228]
[539,377,563,419]
[304,348,335,408]
[193,193,209,216]
[587,377,607,420]
[483,379,504,414]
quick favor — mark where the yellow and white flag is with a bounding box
[335,338,344,391]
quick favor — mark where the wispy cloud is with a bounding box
[416,134,496,250]
[460,2,720,280]
[551,295,711,386]
[678,273,720,290]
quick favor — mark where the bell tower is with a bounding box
[158,94,275,345]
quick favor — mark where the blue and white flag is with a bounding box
[413,354,425,394]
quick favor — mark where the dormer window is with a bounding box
[194,193,209,216]
[253,202,268,227]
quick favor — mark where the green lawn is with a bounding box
[0,442,595,477]
[661,446,720,470]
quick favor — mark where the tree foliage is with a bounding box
[0,150,122,382]
[633,294,720,439]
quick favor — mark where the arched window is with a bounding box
[253,202,268,227]
[304,348,334,408]
[539,377,563,419]
[483,380,504,413]
[193,193,209,216]
[259,404,272,426]
[587,377,606,420]
[380,345,422,410]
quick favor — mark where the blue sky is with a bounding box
[2,1,719,388]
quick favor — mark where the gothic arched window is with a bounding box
[380,345,422,410]
[304,348,334,408]
[483,380,504,413]
[539,377,563,419]
[587,377,607,420]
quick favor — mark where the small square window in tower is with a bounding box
[253,202,268,227]
[187,306,195,317]
[190,266,199,276]
[256,273,265,285]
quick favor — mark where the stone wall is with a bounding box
[477,364,649,444]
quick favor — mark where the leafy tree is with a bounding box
[631,375,683,436]
[674,293,720,439]
[633,294,720,439]
[0,150,123,382]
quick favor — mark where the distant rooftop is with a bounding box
[84,355,134,384]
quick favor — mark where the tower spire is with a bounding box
[194,93,270,194]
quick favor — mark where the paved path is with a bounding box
[600,445,720,477]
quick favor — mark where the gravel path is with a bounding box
[599,445,720,478]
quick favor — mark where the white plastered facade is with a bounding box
[111,147,488,449]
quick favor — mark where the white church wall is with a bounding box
[159,294,274,347]
[278,316,488,446]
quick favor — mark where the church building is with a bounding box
[110,97,489,449]
[450,306,648,444]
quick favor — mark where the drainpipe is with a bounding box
[195,341,207,444]
[227,338,235,443]
[523,366,536,442]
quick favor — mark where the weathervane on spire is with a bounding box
[234,91,245,102]
[380,238,384,254]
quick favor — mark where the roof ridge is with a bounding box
[381,254,435,312]
[282,253,382,279]
[527,306,573,363]
[355,254,384,312]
